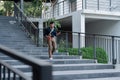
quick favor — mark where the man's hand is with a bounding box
[46,35,51,40]
[57,32,61,36]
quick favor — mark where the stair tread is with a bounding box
[2,59,93,62]
[75,77,120,80]
[53,63,112,66]
[12,65,30,68]
[53,69,120,75]
[47,59,93,61]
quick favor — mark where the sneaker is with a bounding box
[49,57,53,60]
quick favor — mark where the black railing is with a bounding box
[0,60,31,80]
[42,30,120,64]
[0,45,52,80]
[84,0,120,11]
[14,3,39,46]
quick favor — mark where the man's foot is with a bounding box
[49,57,53,60]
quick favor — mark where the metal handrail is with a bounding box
[0,45,52,80]
[43,29,120,64]
[14,3,39,46]
[60,30,120,38]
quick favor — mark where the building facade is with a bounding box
[42,0,120,64]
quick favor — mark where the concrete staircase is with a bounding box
[1,16,120,80]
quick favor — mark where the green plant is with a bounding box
[24,0,49,17]
[58,39,66,48]
[68,48,78,55]
[81,47,108,63]
[0,9,4,15]
[58,48,78,55]
[47,18,61,29]
[81,47,94,59]
[96,48,108,63]
[3,1,14,16]
[58,47,108,63]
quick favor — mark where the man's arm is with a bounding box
[56,31,61,36]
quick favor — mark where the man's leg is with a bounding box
[52,38,57,54]
[47,39,53,58]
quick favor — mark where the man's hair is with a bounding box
[50,21,54,24]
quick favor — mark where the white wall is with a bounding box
[86,20,120,36]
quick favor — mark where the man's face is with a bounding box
[50,23,54,28]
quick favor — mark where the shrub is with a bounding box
[58,47,108,63]
[0,9,4,15]
[68,48,78,55]
[81,47,108,63]
[58,48,78,55]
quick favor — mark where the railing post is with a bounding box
[97,0,100,10]
[3,66,5,80]
[36,29,39,47]
[66,32,69,55]
[0,64,1,80]
[32,66,52,80]
[112,36,116,65]
[57,4,59,16]
[53,6,54,17]
[82,0,87,9]
[30,24,32,37]
[63,1,64,15]
[93,34,97,63]
[14,3,16,18]
[69,1,71,13]
[8,69,10,80]
[109,0,112,11]
[20,11,22,25]
[78,33,82,58]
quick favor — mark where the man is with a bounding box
[44,21,60,60]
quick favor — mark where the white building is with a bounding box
[43,0,119,45]
[42,0,120,64]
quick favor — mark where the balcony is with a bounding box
[42,0,120,19]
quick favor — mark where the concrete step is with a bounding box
[2,58,95,65]
[46,59,95,64]
[3,60,26,65]
[0,16,15,20]
[0,53,76,60]
[11,63,113,72]
[74,77,120,80]
[11,65,31,72]
[27,52,67,55]
[34,55,80,59]
[0,56,14,60]
[0,38,31,41]
[0,42,34,46]
[53,69,120,80]
[16,67,32,72]
[52,63,113,71]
